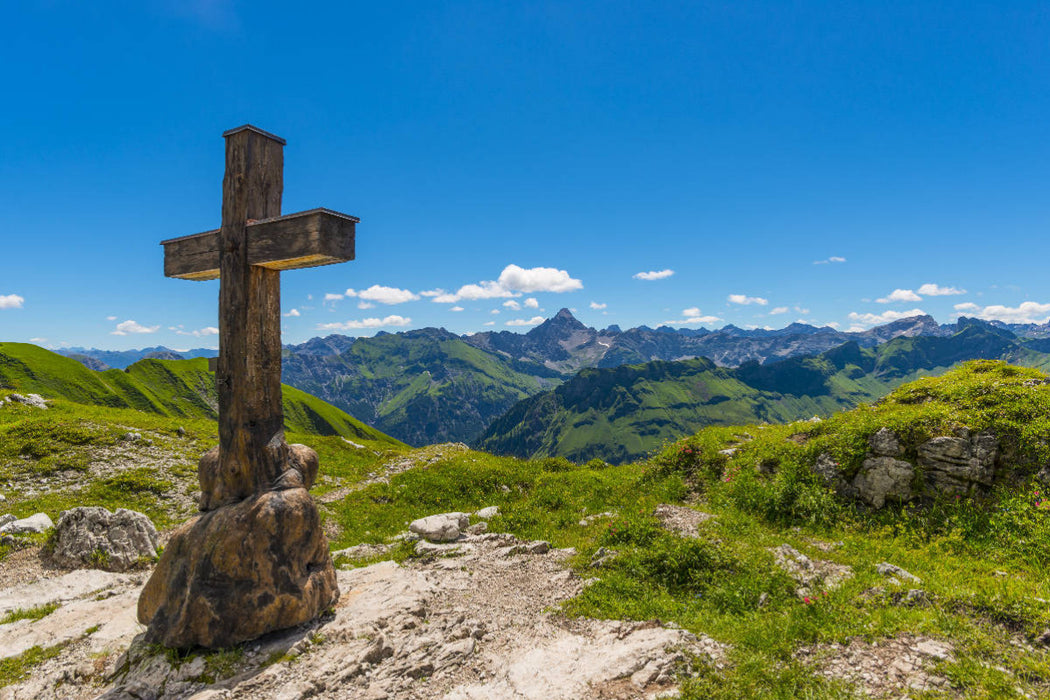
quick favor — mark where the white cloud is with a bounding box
[316,315,412,331]
[663,308,721,325]
[483,321,495,326]
[728,294,768,306]
[490,309,500,315]
[324,292,344,302]
[847,308,927,327]
[357,285,420,305]
[419,289,445,297]
[106,315,117,321]
[918,283,966,296]
[358,301,375,309]
[498,264,582,293]
[503,300,521,310]
[29,337,46,343]
[176,326,219,337]
[961,301,1050,324]
[633,269,674,281]
[795,306,810,314]
[877,288,923,304]
[506,316,546,327]
[111,319,160,336]
[770,307,789,315]
[524,298,539,308]
[589,302,607,310]
[283,308,301,317]
[953,302,981,312]
[0,294,24,309]
[450,306,465,312]
[813,256,846,265]
[344,288,358,297]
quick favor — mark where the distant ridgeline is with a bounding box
[0,343,398,444]
[477,320,1050,464]
[58,312,1050,450]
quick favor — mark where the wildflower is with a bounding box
[803,596,812,604]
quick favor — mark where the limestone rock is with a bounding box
[869,428,902,457]
[0,512,54,535]
[811,453,856,498]
[8,393,48,409]
[50,507,160,571]
[918,431,997,494]
[409,512,470,542]
[770,544,853,598]
[138,487,338,648]
[852,456,915,508]
[474,506,499,520]
[877,562,921,584]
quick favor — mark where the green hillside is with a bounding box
[281,329,561,446]
[478,323,1050,464]
[0,343,398,444]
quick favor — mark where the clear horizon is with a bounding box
[3,2,1049,350]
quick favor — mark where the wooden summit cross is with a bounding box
[161,125,357,503]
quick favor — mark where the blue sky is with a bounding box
[2,1,1049,350]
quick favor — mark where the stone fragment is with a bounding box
[869,428,902,457]
[852,456,915,508]
[876,562,921,584]
[8,393,48,409]
[0,514,15,527]
[769,544,853,597]
[50,507,160,571]
[474,506,499,520]
[653,503,714,537]
[409,512,470,542]
[138,487,339,648]
[0,512,54,535]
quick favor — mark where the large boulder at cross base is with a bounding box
[137,487,338,649]
[197,442,320,511]
[50,507,159,571]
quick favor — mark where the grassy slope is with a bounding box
[325,361,1050,697]
[284,333,559,446]
[0,343,397,444]
[479,325,1050,464]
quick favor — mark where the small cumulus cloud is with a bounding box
[506,316,546,327]
[661,308,721,325]
[633,269,674,281]
[728,294,768,306]
[813,256,846,265]
[770,307,789,315]
[503,300,521,310]
[106,315,117,321]
[0,294,25,309]
[450,306,465,312]
[324,292,345,302]
[918,283,966,296]
[431,265,582,303]
[358,301,375,309]
[877,289,923,304]
[419,289,445,297]
[490,309,500,315]
[847,308,927,327]
[953,302,981,313]
[176,326,219,337]
[283,308,301,317]
[111,319,160,336]
[316,315,412,331]
[357,285,420,305]
[524,298,539,309]
[483,321,495,326]
[589,302,607,310]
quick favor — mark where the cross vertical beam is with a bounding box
[218,125,288,501]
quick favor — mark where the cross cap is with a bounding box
[222,124,287,146]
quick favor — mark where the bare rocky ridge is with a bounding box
[0,531,726,700]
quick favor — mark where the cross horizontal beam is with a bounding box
[161,207,358,280]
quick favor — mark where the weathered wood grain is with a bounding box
[161,208,357,280]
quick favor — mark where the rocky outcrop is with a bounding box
[852,456,916,509]
[6,393,48,409]
[770,544,853,599]
[818,427,1002,509]
[918,428,997,494]
[0,512,54,535]
[50,507,159,571]
[138,487,338,649]
[410,512,470,542]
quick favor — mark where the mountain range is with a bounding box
[59,310,1050,448]
[477,319,1050,464]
